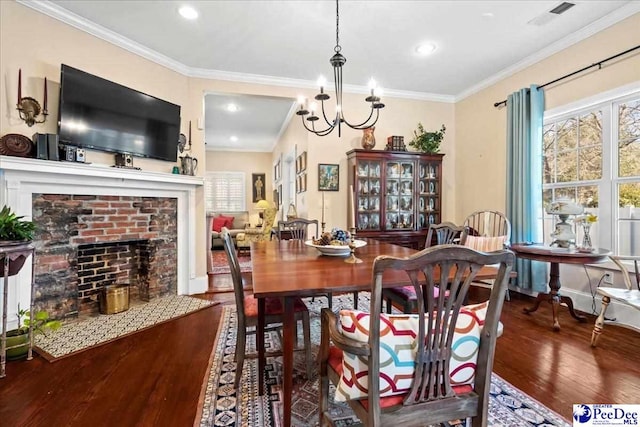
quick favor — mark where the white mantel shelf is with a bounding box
[0,155,205,329]
[0,156,203,187]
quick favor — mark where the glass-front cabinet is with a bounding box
[347,149,444,249]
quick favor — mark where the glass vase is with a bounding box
[581,223,592,250]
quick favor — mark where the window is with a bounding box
[204,172,246,212]
[543,86,640,255]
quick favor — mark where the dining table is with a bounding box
[250,238,510,427]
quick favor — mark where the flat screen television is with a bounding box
[57,64,180,162]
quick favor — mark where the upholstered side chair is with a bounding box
[591,255,640,347]
[236,206,277,253]
[221,228,312,387]
[319,245,515,426]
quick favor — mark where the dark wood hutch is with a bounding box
[347,149,444,249]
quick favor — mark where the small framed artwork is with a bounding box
[278,184,283,206]
[318,164,339,191]
[296,175,301,194]
[301,172,307,192]
[300,151,307,172]
[296,156,301,174]
[274,160,281,182]
[252,173,266,202]
[273,189,279,209]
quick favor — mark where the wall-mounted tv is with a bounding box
[57,64,180,162]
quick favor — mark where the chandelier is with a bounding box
[296,0,384,137]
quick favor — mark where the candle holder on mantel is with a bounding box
[16,69,48,127]
[344,227,362,264]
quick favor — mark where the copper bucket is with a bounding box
[99,284,130,314]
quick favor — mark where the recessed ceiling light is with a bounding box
[482,12,494,18]
[225,103,239,113]
[230,136,238,142]
[415,43,437,56]
[179,5,198,20]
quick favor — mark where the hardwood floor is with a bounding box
[1,276,638,426]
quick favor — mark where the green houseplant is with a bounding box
[5,305,61,360]
[0,205,36,276]
[409,123,446,154]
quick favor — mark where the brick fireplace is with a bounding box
[32,194,178,318]
[0,156,204,329]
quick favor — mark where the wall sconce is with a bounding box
[16,69,48,127]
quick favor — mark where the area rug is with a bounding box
[195,294,570,427]
[35,295,219,361]
[209,249,252,275]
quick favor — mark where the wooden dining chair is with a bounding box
[277,218,319,241]
[319,245,515,426]
[383,222,463,313]
[591,255,640,347]
[221,228,313,387]
[460,210,512,300]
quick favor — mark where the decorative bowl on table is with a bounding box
[304,239,367,256]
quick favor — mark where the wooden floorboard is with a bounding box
[1,279,638,426]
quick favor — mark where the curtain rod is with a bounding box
[493,44,640,108]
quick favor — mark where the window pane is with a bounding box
[543,155,555,184]
[556,150,577,182]
[555,187,576,200]
[619,182,640,208]
[619,99,640,141]
[578,111,602,147]
[556,118,577,151]
[619,138,640,177]
[577,185,598,208]
[578,146,602,180]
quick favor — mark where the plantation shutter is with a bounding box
[204,172,246,212]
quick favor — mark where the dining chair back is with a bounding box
[384,222,463,314]
[278,218,319,241]
[460,210,512,300]
[221,228,313,386]
[319,245,515,426]
[591,255,640,346]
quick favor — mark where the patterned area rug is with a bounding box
[209,250,252,275]
[196,294,571,427]
[35,295,218,361]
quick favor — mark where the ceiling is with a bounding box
[26,0,640,151]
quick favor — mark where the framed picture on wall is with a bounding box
[252,173,266,202]
[300,151,307,172]
[278,184,282,206]
[318,164,339,191]
[273,189,279,209]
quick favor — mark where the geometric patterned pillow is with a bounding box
[336,303,488,402]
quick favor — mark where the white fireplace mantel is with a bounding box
[0,156,204,327]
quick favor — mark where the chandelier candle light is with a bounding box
[295,0,384,137]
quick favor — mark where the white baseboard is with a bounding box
[187,276,209,295]
[187,275,209,295]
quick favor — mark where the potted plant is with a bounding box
[5,305,61,360]
[0,205,36,276]
[408,123,446,153]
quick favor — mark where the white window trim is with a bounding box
[204,171,246,213]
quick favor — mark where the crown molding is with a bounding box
[18,0,453,103]
[18,0,637,106]
[18,0,192,75]
[454,2,640,103]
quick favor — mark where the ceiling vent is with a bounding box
[550,2,576,14]
[528,2,576,26]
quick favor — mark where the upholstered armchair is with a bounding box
[236,206,277,246]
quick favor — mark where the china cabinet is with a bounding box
[346,149,444,249]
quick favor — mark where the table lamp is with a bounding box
[256,199,271,226]
[546,198,583,248]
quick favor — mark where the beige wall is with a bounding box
[455,12,640,224]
